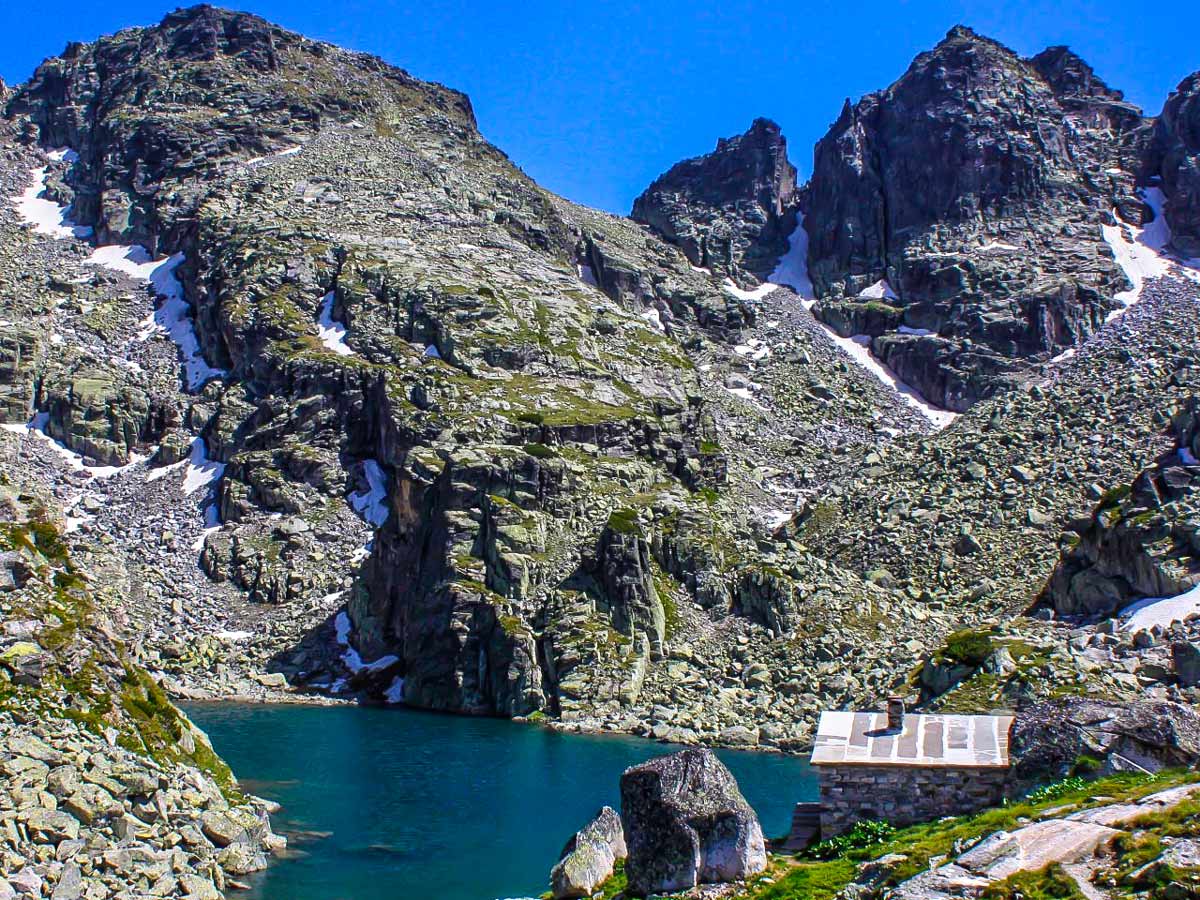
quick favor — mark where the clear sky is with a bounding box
[1,1,1196,215]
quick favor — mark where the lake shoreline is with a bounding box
[179,693,816,757]
[184,701,817,900]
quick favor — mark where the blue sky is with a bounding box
[1,1,1195,214]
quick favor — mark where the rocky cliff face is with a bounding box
[804,26,1144,410]
[1144,72,1200,259]
[3,6,1200,775]
[632,118,797,283]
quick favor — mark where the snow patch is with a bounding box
[90,247,225,391]
[191,525,220,552]
[734,338,771,362]
[1101,188,1176,317]
[834,335,959,428]
[768,217,956,428]
[722,278,775,301]
[641,307,666,333]
[334,610,398,675]
[1,413,148,477]
[182,438,225,496]
[12,161,92,240]
[423,344,441,359]
[858,279,898,300]
[349,459,389,526]
[577,263,599,287]
[1120,583,1200,633]
[243,144,305,166]
[316,291,354,356]
[384,676,406,704]
[215,630,254,642]
[768,213,816,307]
[978,241,1019,252]
[897,325,934,336]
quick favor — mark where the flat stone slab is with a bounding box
[1068,784,1200,826]
[956,820,1119,880]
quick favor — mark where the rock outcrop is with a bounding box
[550,806,627,899]
[632,118,797,282]
[1143,71,1200,259]
[805,26,1143,410]
[1010,697,1200,782]
[620,749,767,894]
[1041,397,1200,618]
[0,491,283,896]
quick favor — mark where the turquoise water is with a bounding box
[186,703,815,900]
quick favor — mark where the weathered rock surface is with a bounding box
[1041,399,1200,617]
[1010,697,1200,783]
[0,493,283,896]
[1144,71,1200,258]
[620,748,766,894]
[550,805,626,899]
[805,26,1143,410]
[632,118,797,282]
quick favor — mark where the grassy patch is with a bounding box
[942,628,994,667]
[607,508,643,537]
[743,859,857,900]
[980,864,1086,900]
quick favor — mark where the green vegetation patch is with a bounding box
[607,507,643,537]
[980,864,1086,900]
[941,628,995,667]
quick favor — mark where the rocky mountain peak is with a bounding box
[631,117,797,281]
[155,4,284,69]
[7,4,477,249]
[804,26,1144,411]
[1029,45,1124,101]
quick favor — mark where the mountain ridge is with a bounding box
[2,9,1200,896]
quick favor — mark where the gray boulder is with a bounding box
[1174,641,1200,687]
[620,749,766,895]
[1011,698,1200,784]
[550,806,626,899]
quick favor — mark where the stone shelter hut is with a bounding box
[804,700,1014,839]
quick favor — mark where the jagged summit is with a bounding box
[9,4,478,250]
[631,117,797,281]
[803,24,1144,410]
[1029,45,1126,101]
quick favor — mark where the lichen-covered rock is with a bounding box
[620,748,766,894]
[632,117,797,282]
[550,806,627,899]
[1010,697,1200,783]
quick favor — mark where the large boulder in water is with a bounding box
[620,748,766,895]
[1011,698,1200,783]
[550,806,626,899]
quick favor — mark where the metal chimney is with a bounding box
[887,696,905,731]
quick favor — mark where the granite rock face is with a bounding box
[1010,697,1200,782]
[1041,399,1200,618]
[1143,71,1200,259]
[620,749,767,894]
[550,806,627,899]
[632,118,797,283]
[805,26,1143,410]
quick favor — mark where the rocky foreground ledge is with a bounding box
[0,491,284,897]
[537,698,1200,900]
